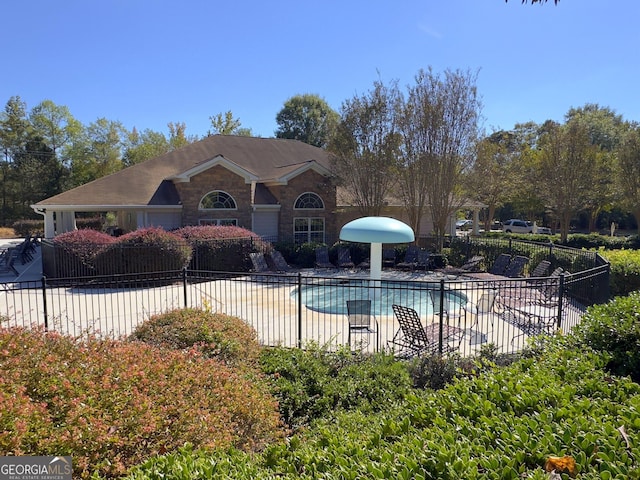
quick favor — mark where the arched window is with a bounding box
[199,191,237,210]
[294,192,324,210]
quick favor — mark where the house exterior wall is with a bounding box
[175,165,252,228]
[270,170,337,242]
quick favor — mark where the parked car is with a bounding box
[502,219,552,234]
[456,219,473,229]
[502,219,533,234]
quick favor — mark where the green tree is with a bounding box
[329,80,402,216]
[275,94,339,148]
[68,118,125,187]
[13,135,66,218]
[122,127,171,167]
[29,100,82,163]
[397,68,481,248]
[168,122,197,149]
[537,121,598,241]
[207,111,252,136]
[617,124,640,234]
[564,104,624,231]
[465,131,516,230]
[0,96,31,225]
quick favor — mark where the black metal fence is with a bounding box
[0,262,608,357]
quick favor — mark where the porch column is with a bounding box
[43,210,55,239]
[472,209,480,235]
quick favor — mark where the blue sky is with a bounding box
[2,0,639,139]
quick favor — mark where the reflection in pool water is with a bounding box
[292,279,467,316]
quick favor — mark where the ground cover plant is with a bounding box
[259,344,413,429]
[0,325,282,479]
[127,341,640,479]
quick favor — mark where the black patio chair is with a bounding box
[250,252,272,274]
[389,304,462,357]
[503,255,529,278]
[396,245,420,271]
[269,250,294,273]
[382,248,396,268]
[315,246,336,269]
[337,247,356,269]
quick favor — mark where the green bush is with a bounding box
[12,219,44,237]
[601,249,640,296]
[259,345,412,428]
[572,292,640,382]
[0,327,282,479]
[130,308,261,368]
[129,344,640,479]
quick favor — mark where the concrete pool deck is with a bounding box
[0,246,582,357]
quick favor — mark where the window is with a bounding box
[199,219,238,226]
[294,192,324,210]
[294,217,325,244]
[199,191,237,210]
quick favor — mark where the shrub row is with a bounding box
[52,226,268,276]
[0,312,282,479]
[127,342,640,479]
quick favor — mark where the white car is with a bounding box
[456,219,473,229]
[502,219,533,234]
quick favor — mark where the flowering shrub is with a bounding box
[176,225,268,272]
[130,308,261,368]
[94,227,192,274]
[0,327,282,478]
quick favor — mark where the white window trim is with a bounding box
[294,192,325,210]
[199,190,238,211]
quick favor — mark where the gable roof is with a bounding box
[33,135,333,209]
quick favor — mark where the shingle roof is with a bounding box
[33,135,332,208]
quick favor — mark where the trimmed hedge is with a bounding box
[130,308,262,368]
[176,225,267,272]
[573,292,640,382]
[601,249,640,297]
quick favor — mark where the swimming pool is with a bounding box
[292,279,467,316]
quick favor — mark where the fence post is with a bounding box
[438,279,445,354]
[297,272,303,349]
[182,268,188,308]
[41,276,48,332]
[556,273,565,329]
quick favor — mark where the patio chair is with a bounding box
[528,260,551,279]
[415,249,432,271]
[458,289,500,343]
[502,303,560,346]
[503,255,529,278]
[249,252,272,274]
[269,250,294,273]
[382,248,396,268]
[396,245,420,270]
[0,249,19,276]
[337,247,356,269]
[463,254,512,280]
[346,299,378,351]
[440,255,484,275]
[315,246,335,269]
[389,304,462,357]
[396,244,420,270]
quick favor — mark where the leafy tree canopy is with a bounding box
[275,94,339,148]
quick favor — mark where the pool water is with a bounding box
[292,279,467,316]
